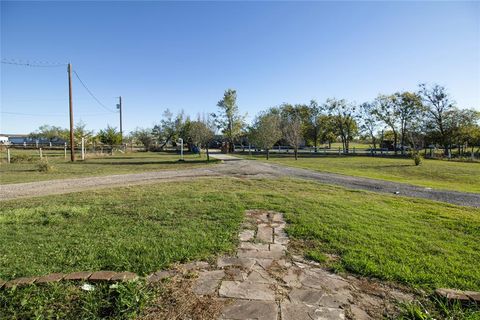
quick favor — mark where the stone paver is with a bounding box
[219,300,278,320]
[238,230,255,241]
[237,248,284,260]
[217,257,256,270]
[239,242,269,251]
[147,270,176,283]
[257,224,273,242]
[289,288,325,305]
[350,305,372,320]
[193,270,225,295]
[281,303,345,320]
[219,281,275,301]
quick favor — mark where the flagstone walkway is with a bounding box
[191,210,414,320]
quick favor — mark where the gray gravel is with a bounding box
[1,152,479,208]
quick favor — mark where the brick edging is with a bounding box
[435,288,480,303]
[0,261,210,290]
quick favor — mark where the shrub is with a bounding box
[10,153,35,163]
[412,153,423,166]
[37,158,54,172]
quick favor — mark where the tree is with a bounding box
[30,125,68,143]
[188,117,215,161]
[418,84,455,155]
[372,94,400,154]
[358,102,379,150]
[214,89,245,153]
[304,100,324,152]
[97,126,122,147]
[317,115,337,149]
[395,92,424,155]
[249,109,282,160]
[131,127,155,151]
[152,109,187,150]
[449,109,480,156]
[280,104,303,160]
[74,121,93,145]
[326,99,358,154]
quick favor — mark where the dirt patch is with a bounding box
[140,273,225,320]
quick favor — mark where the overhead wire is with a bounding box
[72,70,117,113]
[2,58,119,124]
[1,58,67,68]
[1,111,115,117]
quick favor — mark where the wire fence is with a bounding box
[234,145,480,160]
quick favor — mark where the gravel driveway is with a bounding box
[2,152,479,207]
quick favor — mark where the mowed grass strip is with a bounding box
[0,151,219,184]
[1,178,479,292]
[240,154,480,193]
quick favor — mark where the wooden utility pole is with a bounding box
[68,63,75,162]
[117,96,123,143]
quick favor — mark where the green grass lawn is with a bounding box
[1,178,478,291]
[238,154,480,193]
[0,150,218,184]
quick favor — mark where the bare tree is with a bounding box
[326,98,357,154]
[418,84,455,155]
[358,102,379,151]
[373,95,399,154]
[395,91,424,155]
[304,100,325,152]
[280,104,303,160]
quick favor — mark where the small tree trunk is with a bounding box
[314,140,317,153]
[294,148,298,160]
[206,146,210,161]
[266,148,269,160]
[393,132,398,155]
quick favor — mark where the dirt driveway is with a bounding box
[2,152,479,207]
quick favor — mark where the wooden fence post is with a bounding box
[7,148,11,163]
[81,138,85,160]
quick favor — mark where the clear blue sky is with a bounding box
[1,1,479,134]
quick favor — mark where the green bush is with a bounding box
[10,153,35,163]
[37,158,54,172]
[412,153,423,166]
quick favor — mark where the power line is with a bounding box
[1,58,67,68]
[72,70,117,113]
[1,111,115,117]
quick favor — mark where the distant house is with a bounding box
[0,133,66,146]
[0,135,8,144]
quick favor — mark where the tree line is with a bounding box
[28,83,479,160]
[249,83,480,159]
